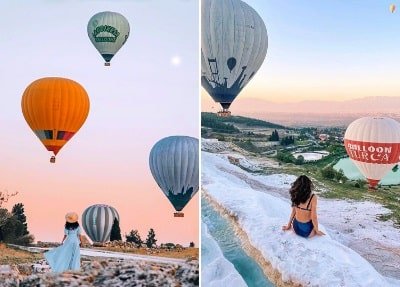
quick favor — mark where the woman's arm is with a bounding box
[61,235,67,244]
[282,207,296,230]
[311,196,325,236]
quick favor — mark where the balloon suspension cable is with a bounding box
[104,62,111,66]
[174,212,184,218]
[50,156,56,163]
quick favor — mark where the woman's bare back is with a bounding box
[294,194,314,223]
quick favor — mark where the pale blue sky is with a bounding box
[203,0,400,103]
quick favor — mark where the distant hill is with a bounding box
[201,96,400,127]
[201,112,287,130]
[202,96,400,115]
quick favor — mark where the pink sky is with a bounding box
[0,1,199,246]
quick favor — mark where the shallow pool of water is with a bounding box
[334,158,400,185]
[202,199,275,287]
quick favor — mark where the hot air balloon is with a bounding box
[87,11,130,66]
[21,77,90,163]
[82,204,120,243]
[149,136,199,217]
[201,0,268,117]
[390,4,396,13]
[344,117,400,190]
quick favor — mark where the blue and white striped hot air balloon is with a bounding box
[149,136,199,217]
[87,11,130,66]
[82,204,119,243]
[201,0,268,116]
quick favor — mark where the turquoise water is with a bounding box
[202,199,275,287]
[334,158,400,185]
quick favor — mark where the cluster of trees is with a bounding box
[0,191,34,245]
[125,228,157,248]
[320,166,348,182]
[201,114,239,134]
[110,219,157,248]
[280,136,295,146]
[202,112,286,129]
[111,220,195,248]
[326,143,346,155]
[276,151,305,165]
[269,129,279,141]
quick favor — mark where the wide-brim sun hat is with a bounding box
[65,212,79,223]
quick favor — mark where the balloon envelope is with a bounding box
[201,0,268,110]
[390,4,396,13]
[82,204,120,243]
[87,11,130,65]
[21,77,90,157]
[344,117,400,188]
[149,136,199,212]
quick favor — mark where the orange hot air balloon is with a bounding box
[390,4,396,13]
[21,77,90,163]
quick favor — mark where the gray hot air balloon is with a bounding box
[201,0,268,116]
[87,11,130,66]
[149,136,199,217]
[82,204,119,243]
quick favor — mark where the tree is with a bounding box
[355,179,366,188]
[0,216,33,245]
[280,136,295,146]
[11,203,28,236]
[269,130,279,141]
[189,242,195,248]
[335,169,347,183]
[276,151,295,163]
[0,208,9,229]
[321,166,336,180]
[295,155,305,165]
[110,218,122,241]
[0,198,33,245]
[145,228,157,248]
[125,229,143,247]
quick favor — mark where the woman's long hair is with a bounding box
[65,222,79,230]
[290,175,314,206]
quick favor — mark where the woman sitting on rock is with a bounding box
[282,175,325,238]
[44,212,82,272]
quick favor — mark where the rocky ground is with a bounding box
[0,257,199,286]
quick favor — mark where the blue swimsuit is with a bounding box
[292,194,314,238]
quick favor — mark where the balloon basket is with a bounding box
[367,179,379,192]
[174,212,184,217]
[50,156,56,163]
[217,111,231,117]
[104,62,111,66]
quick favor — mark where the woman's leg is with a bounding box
[308,229,316,238]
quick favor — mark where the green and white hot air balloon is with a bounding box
[149,136,199,217]
[87,11,130,66]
